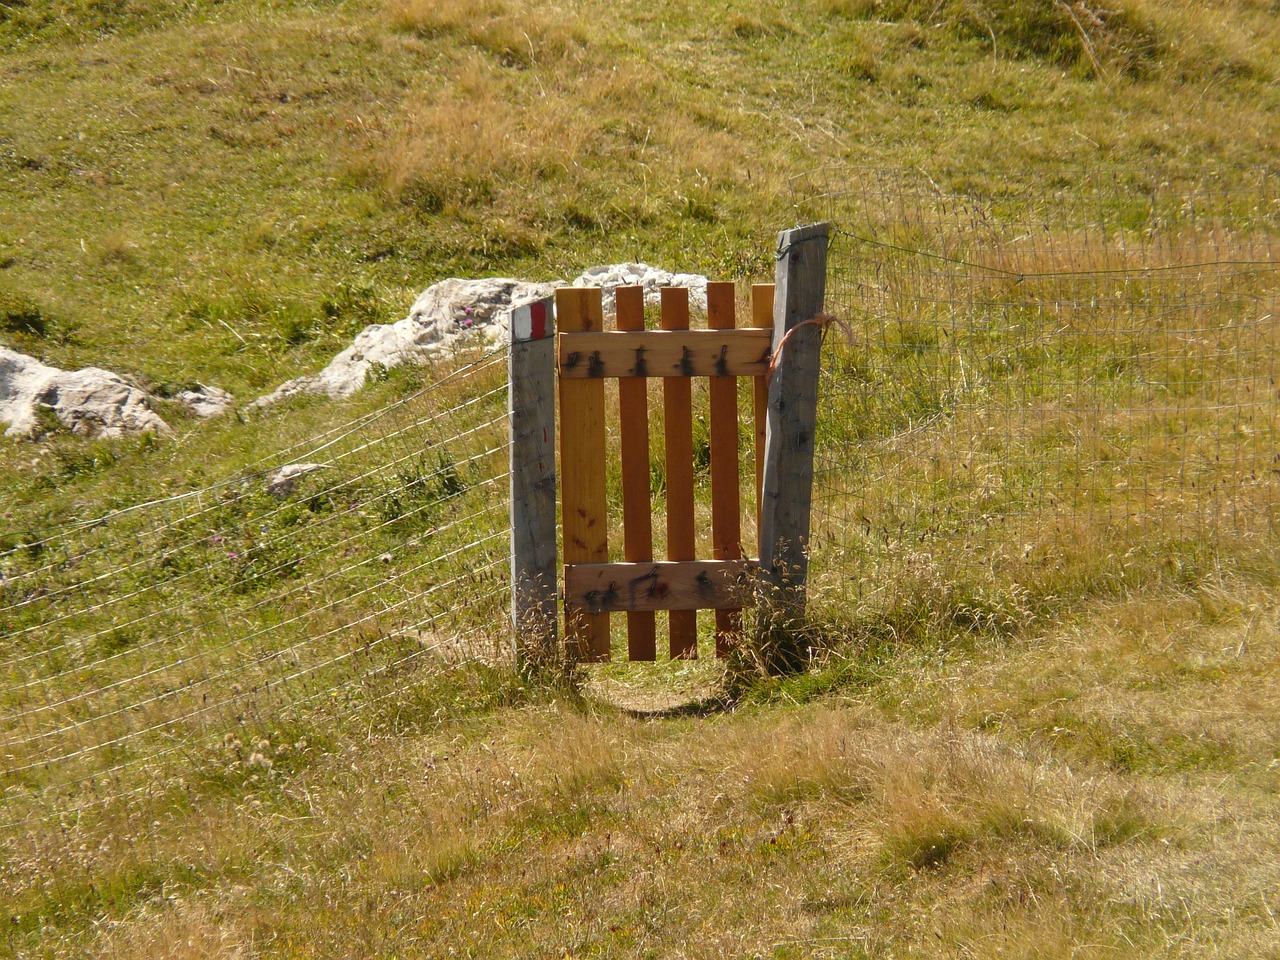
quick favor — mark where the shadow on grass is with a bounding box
[615,692,738,720]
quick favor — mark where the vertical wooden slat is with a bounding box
[509,297,558,668]
[660,286,698,659]
[751,284,773,548]
[707,281,742,657]
[558,287,611,661]
[615,285,656,661]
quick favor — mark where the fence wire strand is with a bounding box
[797,170,1279,639]
[1,346,514,835]
[7,172,1280,847]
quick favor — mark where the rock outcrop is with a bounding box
[253,278,555,407]
[177,383,235,418]
[0,347,170,439]
[251,265,711,408]
[569,263,709,315]
[1,265,715,438]
[266,463,326,498]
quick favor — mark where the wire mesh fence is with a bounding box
[798,169,1280,642]
[5,169,1278,848]
[0,348,513,837]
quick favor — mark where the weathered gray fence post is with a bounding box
[509,296,558,670]
[758,222,829,634]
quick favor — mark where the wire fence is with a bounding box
[799,169,1280,640]
[5,169,1279,849]
[0,348,513,838]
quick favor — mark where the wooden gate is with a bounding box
[509,224,830,667]
[557,282,774,661]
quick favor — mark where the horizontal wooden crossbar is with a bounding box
[558,329,773,379]
[565,560,758,613]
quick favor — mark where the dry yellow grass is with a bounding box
[5,586,1272,958]
[363,0,790,264]
[4,1,1280,956]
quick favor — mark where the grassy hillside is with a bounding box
[2,0,1277,516]
[1,0,1277,396]
[2,0,1279,957]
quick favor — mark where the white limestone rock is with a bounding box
[177,383,235,418]
[250,266,710,408]
[266,463,327,498]
[569,262,709,316]
[0,347,170,439]
[253,278,555,407]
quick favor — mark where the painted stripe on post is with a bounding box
[512,298,554,343]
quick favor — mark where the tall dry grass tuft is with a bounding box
[371,53,587,215]
[388,0,589,67]
[691,705,1163,873]
[388,0,504,36]
[96,901,248,960]
[97,228,142,266]
[369,0,786,244]
[822,0,1164,78]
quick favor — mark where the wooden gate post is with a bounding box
[759,223,829,625]
[509,296,559,670]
